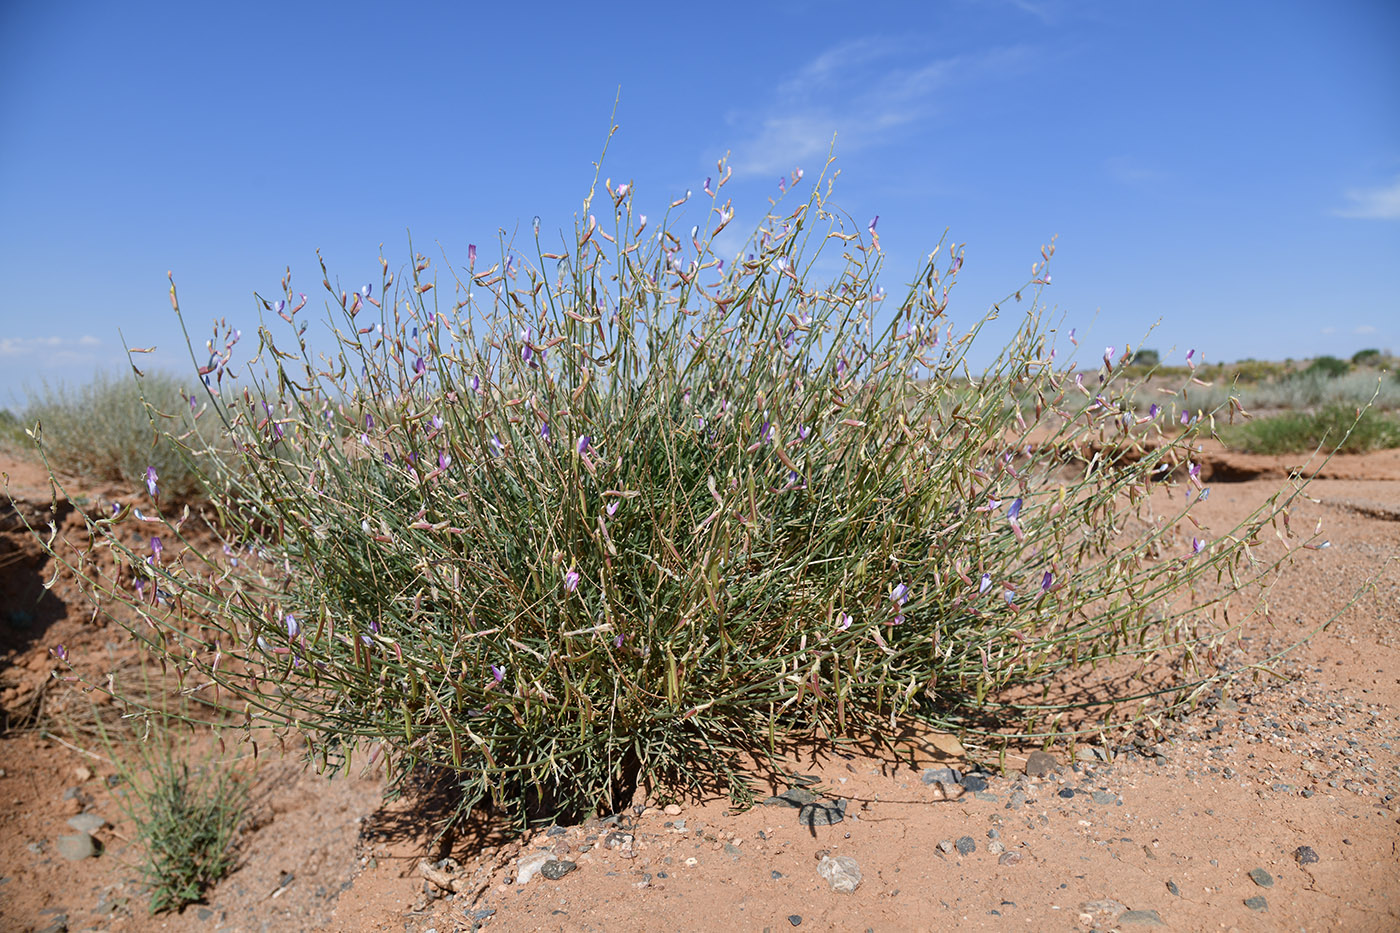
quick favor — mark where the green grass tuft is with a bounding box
[1225,405,1400,454]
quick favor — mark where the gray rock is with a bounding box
[922,767,961,785]
[997,851,1023,866]
[541,859,576,880]
[973,791,999,802]
[760,787,818,808]
[986,840,1005,855]
[1293,845,1319,865]
[798,799,845,827]
[955,835,976,855]
[1166,880,1180,896]
[66,813,105,834]
[817,854,862,893]
[1024,750,1060,777]
[1120,909,1164,926]
[56,833,96,861]
[1007,790,1028,809]
[1248,868,1274,888]
[1058,787,1075,799]
[961,773,990,792]
[937,839,955,854]
[1090,790,1117,806]
[1244,895,1268,911]
[515,850,553,885]
[35,916,66,933]
[788,914,803,926]
[1079,899,1127,925]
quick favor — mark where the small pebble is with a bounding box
[1247,868,1273,888]
[1120,908,1164,926]
[1024,750,1060,777]
[997,851,1023,866]
[1293,845,1319,865]
[1244,895,1268,912]
[955,836,976,856]
[1166,880,1180,896]
[937,839,955,854]
[1090,791,1117,806]
[788,915,802,926]
[541,860,576,881]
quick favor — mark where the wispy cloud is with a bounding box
[1104,156,1167,186]
[0,335,102,361]
[723,40,1032,178]
[1354,324,1378,335]
[1334,175,1400,220]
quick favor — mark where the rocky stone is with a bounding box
[937,839,954,854]
[921,767,961,785]
[55,833,96,861]
[1166,880,1180,896]
[997,851,1023,866]
[540,859,576,881]
[1293,845,1319,865]
[1024,750,1060,777]
[1248,868,1274,887]
[817,854,862,893]
[955,835,976,856]
[1090,790,1117,806]
[1244,895,1268,911]
[515,851,553,885]
[986,840,1005,855]
[788,914,802,926]
[961,773,990,792]
[663,804,682,816]
[760,787,818,808]
[797,799,845,827]
[1007,790,1027,809]
[65,813,105,834]
[1078,899,1127,926]
[1120,909,1164,926]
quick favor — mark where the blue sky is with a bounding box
[1,0,1397,405]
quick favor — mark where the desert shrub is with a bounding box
[44,153,1312,827]
[1304,355,1350,379]
[1128,348,1160,368]
[1226,405,1400,454]
[17,371,220,501]
[1351,348,1382,367]
[0,407,21,448]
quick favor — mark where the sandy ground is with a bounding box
[1,445,1397,933]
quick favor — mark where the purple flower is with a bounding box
[438,450,451,470]
[837,612,852,631]
[150,537,163,561]
[1197,487,1210,501]
[51,644,67,662]
[541,422,550,441]
[471,374,481,392]
[979,573,992,594]
[577,435,592,454]
[890,582,909,606]
[606,500,620,517]
[1041,571,1054,591]
[144,466,158,498]
[1004,589,1016,605]
[361,283,373,298]
[468,244,477,266]
[430,414,444,431]
[414,357,426,374]
[868,215,879,233]
[1148,403,1160,419]
[615,632,626,647]
[564,568,580,592]
[490,664,505,684]
[1069,327,1078,345]
[285,614,300,637]
[1103,346,1114,366]
[1007,497,1023,519]
[1181,410,1191,426]
[1191,537,1205,556]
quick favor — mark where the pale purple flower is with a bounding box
[979,573,992,594]
[490,664,505,683]
[868,215,879,233]
[606,500,619,517]
[438,450,451,470]
[1185,348,1196,368]
[150,536,163,561]
[541,422,550,441]
[891,614,905,626]
[1007,497,1023,519]
[1069,327,1078,345]
[1041,571,1054,591]
[564,568,580,592]
[430,414,444,431]
[1197,488,1210,501]
[890,582,909,606]
[1103,346,1114,366]
[837,612,852,631]
[1004,589,1016,605]
[471,374,480,392]
[1148,403,1160,419]
[1191,537,1205,556]
[285,614,300,637]
[145,466,158,498]
[51,644,67,662]
[414,357,426,375]
[360,283,373,298]
[1181,411,1191,426]
[468,244,477,266]
[577,435,591,454]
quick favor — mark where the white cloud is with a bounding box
[723,41,1032,178]
[1320,326,1337,335]
[0,335,102,357]
[1104,156,1167,186]
[1334,176,1400,220]
[1354,324,1378,334]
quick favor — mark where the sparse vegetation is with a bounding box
[1225,405,1400,455]
[15,372,219,501]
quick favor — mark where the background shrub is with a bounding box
[15,371,220,501]
[1304,355,1350,379]
[48,156,1311,827]
[1225,405,1400,454]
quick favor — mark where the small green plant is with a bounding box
[1225,405,1400,454]
[94,708,247,914]
[1350,348,1383,368]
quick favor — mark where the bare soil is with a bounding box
[2,445,1397,933]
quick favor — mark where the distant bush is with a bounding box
[47,153,1309,828]
[1225,405,1400,454]
[18,372,220,501]
[1304,356,1350,379]
[1351,348,1384,368]
[1129,348,1160,368]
